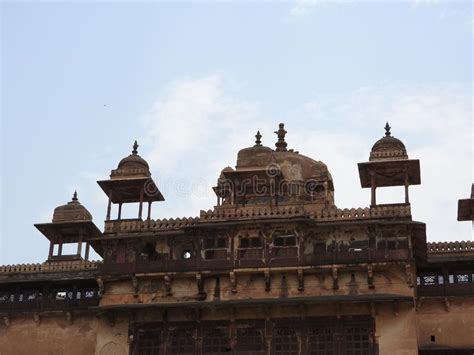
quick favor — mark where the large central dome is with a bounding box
[236,145,332,185]
[214,124,335,211]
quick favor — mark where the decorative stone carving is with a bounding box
[332,267,338,290]
[264,270,271,292]
[164,275,172,296]
[367,264,374,289]
[297,268,304,291]
[230,271,237,293]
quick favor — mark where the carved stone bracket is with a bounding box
[230,271,237,293]
[213,276,221,299]
[3,316,10,327]
[33,313,41,326]
[164,275,172,296]
[131,275,139,296]
[332,267,338,290]
[297,268,304,291]
[264,270,271,292]
[405,263,413,287]
[367,264,374,289]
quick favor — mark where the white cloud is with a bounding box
[139,74,472,243]
[289,0,326,17]
[288,0,468,20]
[140,74,264,218]
[289,0,354,18]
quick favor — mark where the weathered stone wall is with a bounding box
[95,313,129,355]
[0,313,97,355]
[376,303,418,355]
[416,297,474,350]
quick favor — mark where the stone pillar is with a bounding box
[404,172,410,204]
[106,191,113,221]
[48,241,54,259]
[370,172,376,206]
[84,242,90,261]
[117,203,122,220]
[138,187,144,219]
[147,202,152,220]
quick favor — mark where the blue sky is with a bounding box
[1,1,472,264]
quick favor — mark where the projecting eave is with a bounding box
[358,159,420,188]
[97,177,164,203]
[34,221,103,243]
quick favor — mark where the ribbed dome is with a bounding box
[236,145,275,169]
[236,145,332,183]
[217,166,234,184]
[214,125,335,208]
[52,192,92,223]
[221,166,234,173]
[117,153,150,171]
[111,140,151,179]
[369,123,408,161]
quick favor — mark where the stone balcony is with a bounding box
[103,203,412,235]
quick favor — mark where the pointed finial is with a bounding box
[72,190,78,202]
[254,131,262,146]
[132,140,139,154]
[384,122,391,137]
[274,123,288,152]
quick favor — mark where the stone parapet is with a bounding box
[103,204,412,234]
[0,260,100,274]
[427,241,474,254]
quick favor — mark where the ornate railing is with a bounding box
[310,204,411,220]
[200,205,305,220]
[427,241,474,254]
[417,271,474,297]
[104,204,412,234]
[0,260,100,274]
[104,217,199,233]
[200,204,411,221]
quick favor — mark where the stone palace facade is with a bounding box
[0,123,473,355]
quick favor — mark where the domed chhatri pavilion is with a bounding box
[0,124,473,355]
